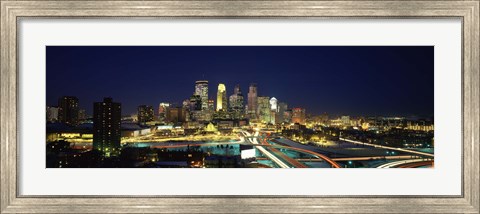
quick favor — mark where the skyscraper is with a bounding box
[229,84,245,119]
[158,102,170,122]
[137,105,154,123]
[189,94,202,111]
[277,102,288,124]
[229,85,244,109]
[257,96,271,123]
[93,97,121,157]
[269,97,278,124]
[195,80,209,110]
[58,96,79,125]
[247,83,258,119]
[216,83,227,111]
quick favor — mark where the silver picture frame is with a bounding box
[1,0,478,213]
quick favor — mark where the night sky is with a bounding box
[46,46,434,117]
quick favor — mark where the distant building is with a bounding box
[195,80,209,110]
[207,99,215,111]
[277,102,288,124]
[341,116,351,126]
[229,84,244,119]
[167,107,187,123]
[247,83,258,119]
[216,83,227,111]
[46,106,59,123]
[137,105,154,123]
[58,96,79,125]
[291,108,306,124]
[284,109,292,123]
[158,103,170,122]
[93,98,121,157]
[257,96,271,123]
[78,109,87,122]
[189,94,202,111]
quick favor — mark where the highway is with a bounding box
[340,138,434,158]
[376,158,432,168]
[241,131,291,168]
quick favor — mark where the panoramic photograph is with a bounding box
[46,46,434,168]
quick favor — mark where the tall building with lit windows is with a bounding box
[195,80,209,110]
[93,97,121,157]
[216,83,227,111]
[229,84,244,119]
[269,97,278,124]
[247,83,258,119]
[137,105,154,123]
[257,96,271,123]
[58,96,79,125]
[158,102,170,122]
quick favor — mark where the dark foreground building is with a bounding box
[58,96,79,125]
[93,97,121,157]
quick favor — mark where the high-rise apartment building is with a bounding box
[137,105,154,123]
[93,97,121,157]
[58,96,79,125]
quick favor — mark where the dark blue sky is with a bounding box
[46,46,434,117]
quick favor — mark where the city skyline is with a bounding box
[46,46,434,117]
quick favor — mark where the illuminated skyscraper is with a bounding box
[247,83,258,119]
[229,84,245,119]
[158,102,170,122]
[216,83,227,111]
[58,96,79,125]
[269,97,278,124]
[93,97,121,157]
[137,105,154,123]
[229,84,244,108]
[257,96,271,123]
[269,97,278,111]
[195,80,209,110]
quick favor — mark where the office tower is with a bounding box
[268,97,278,124]
[207,99,215,111]
[269,97,278,112]
[158,102,170,122]
[167,107,187,123]
[216,83,227,111]
[229,84,244,119]
[195,80,209,110]
[46,106,59,123]
[229,84,244,110]
[93,97,121,157]
[277,102,288,124]
[58,96,79,125]
[247,83,258,119]
[291,107,306,124]
[189,94,202,111]
[257,96,271,123]
[137,105,154,123]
